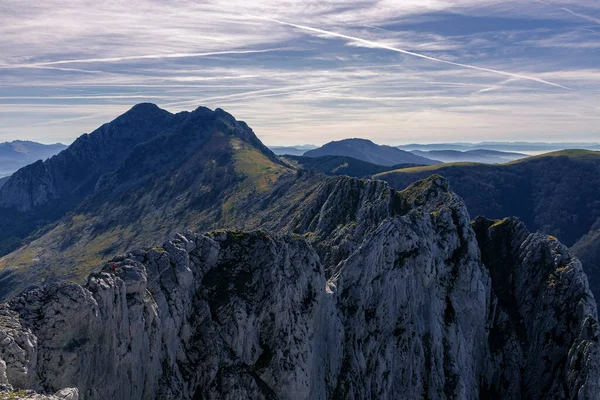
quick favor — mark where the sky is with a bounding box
[0,0,599,146]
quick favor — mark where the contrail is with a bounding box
[535,0,600,25]
[248,16,570,90]
[559,7,600,25]
[0,49,281,68]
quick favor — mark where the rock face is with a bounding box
[473,217,600,398]
[0,177,598,399]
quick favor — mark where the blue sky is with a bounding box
[1,0,599,145]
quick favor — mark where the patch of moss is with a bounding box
[490,218,510,228]
[0,390,32,400]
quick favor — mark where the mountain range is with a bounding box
[374,150,600,306]
[269,145,317,156]
[398,141,600,153]
[302,138,440,166]
[271,142,537,164]
[0,140,67,177]
[0,104,599,399]
[410,149,527,164]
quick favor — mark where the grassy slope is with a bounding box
[282,154,419,178]
[376,149,600,306]
[0,134,301,297]
[376,150,600,242]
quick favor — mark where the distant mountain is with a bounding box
[0,140,67,177]
[375,149,600,306]
[304,138,439,166]
[411,149,527,164]
[399,142,600,153]
[0,176,8,189]
[398,143,474,151]
[269,144,317,155]
[270,146,307,156]
[476,141,600,152]
[281,154,420,177]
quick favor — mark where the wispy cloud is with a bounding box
[0,0,599,144]
[0,49,283,68]
[535,0,600,25]
[248,16,571,90]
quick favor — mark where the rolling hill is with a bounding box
[281,154,420,177]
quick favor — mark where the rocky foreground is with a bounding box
[0,177,598,399]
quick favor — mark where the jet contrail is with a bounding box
[248,16,570,90]
[559,7,600,25]
[535,0,600,25]
[0,49,281,68]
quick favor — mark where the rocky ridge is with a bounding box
[0,176,597,399]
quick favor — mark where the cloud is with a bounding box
[535,0,600,25]
[0,49,283,68]
[247,16,571,90]
[1,0,599,145]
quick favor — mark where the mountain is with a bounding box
[411,149,527,164]
[399,142,600,153]
[281,154,420,177]
[1,105,599,398]
[0,176,598,399]
[304,138,439,166]
[0,104,301,298]
[0,104,185,255]
[0,140,67,177]
[0,176,8,190]
[398,143,473,151]
[375,149,600,305]
[270,146,305,155]
[269,145,317,156]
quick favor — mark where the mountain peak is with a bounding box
[127,102,164,115]
[304,138,439,166]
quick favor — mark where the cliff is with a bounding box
[0,177,597,399]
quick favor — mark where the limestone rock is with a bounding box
[0,176,597,399]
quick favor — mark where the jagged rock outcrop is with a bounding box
[474,217,600,398]
[1,231,325,399]
[0,177,598,399]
